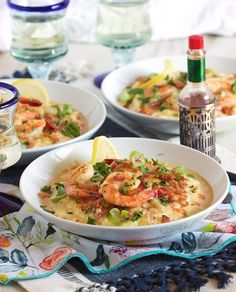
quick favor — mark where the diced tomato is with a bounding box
[45,116,59,130]
[19,96,42,106]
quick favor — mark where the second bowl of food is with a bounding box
[3,79,106,165]
[101,55,236,134]
[20,137,229,241]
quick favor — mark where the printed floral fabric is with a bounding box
[0,186,236,285]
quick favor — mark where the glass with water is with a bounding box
[0,83,21,170]
[96,0,152,67]
[8,0,70,79]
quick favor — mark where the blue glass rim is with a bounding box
[7,0,69,12]
[0,82,19,109]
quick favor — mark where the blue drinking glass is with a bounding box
[7,0,70,80]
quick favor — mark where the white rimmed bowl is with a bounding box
[2,79,106,165]
[101,55,236,134]
[20,138,230,242]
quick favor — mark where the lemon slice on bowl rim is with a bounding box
[91,136,119,164]
[138,59,174,89]
[12,79,50,106]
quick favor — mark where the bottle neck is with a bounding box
[187,49,205,83]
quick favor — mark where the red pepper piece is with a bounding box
[19,96,42,107]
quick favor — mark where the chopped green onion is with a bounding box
[51,195,66,203]
[118,90,132,104]
[129,150,146,167]
[187,173,195,179]
[40,205,55,214]
[55,183,65,196]
[128,88,144,95]
[120,210,129,218]
[172,166,186,175]
[109,208,120,217]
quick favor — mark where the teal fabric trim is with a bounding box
[230,185,236,215]
[3,235,236,285]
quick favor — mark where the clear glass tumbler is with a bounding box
[0,82,21,170]
[7,0,70,79]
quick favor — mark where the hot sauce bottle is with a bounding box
[178,35,216,158]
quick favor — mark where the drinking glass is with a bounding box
[0,82,22,171]
[7,0,70,80]
[94,0,152,87]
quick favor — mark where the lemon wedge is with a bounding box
[91,136,119,164]
[12,79,50,106]
[139,59,174,89]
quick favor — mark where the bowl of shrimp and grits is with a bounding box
[19,137,229,242]
[1,79,106,165]
[101,55,236,135]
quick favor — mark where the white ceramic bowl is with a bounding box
[2,79,106,165]
[20,138,230,242]
[101,55,236,134]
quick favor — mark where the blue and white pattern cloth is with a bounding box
[0,186,236,285]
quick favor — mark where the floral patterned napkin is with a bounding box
[0,186,236,285]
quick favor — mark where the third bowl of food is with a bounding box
[101,55,236,134]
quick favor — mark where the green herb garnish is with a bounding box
[40,185,52,193]
[152,159,160,166]
[130,211,143,222]
[151,86,159,93]
[57,104,72,119]
[40,205,55,214]
[160,102,167,111]
[21,141,29,148]
[160,180,169,186]
[159,165,169,174]
[138,95,149,105]
[61,122,80,138]
[119,187,127,194]
[87,217,96,225]
[159,198,170,206]
[91,162,111,182]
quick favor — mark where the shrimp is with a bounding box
[206,77,232,94]
[71,163,97,189]
[64,163,99,199]
[99,171,158,208]
[110,160,142,176]
[16,119,46,139]
[15,103,44,125]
